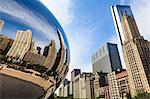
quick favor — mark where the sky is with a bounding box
[41,0,150,80]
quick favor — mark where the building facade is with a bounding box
[116,70,130,98]
[111,5,150,97]
[73,72,94,99]
[71,69,81,81]
[59,86,64,97]
[93,72,110,99]
[59,79,71,97]
[108,70,130,99]
[80,73,94,99]
[73,73,80,98]
[92,43,122,74]
[108,72,120,99]
[6,30,32,63]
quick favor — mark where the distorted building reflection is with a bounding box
[6,30,32,63]
[43,39,57,70]
[0,35,14,57]
[0,1,70,97]
[0,19,4,32]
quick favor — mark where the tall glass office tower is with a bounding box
[92,43,122,74]
[111,5,150,97]
[111,5,134,46]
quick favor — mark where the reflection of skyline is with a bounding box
[0,0,69,50]
[0,18,69,98]
[6,30,32,62]
[0,0,70,98]
[0,19,4,32]
[0,18,69,82]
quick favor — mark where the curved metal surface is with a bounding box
[0,0,70,98]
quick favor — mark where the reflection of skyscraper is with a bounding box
[56,29,65,73]
[0,35,14,55]
[59,49,69,80]
[6,30,32,62]
[37,47,41,55]
[0,19,4,32]
[50,29,65,76]
[43,46,49,57]
[44,40,57,69]
[23,51,46,66]
[112,5,150,97]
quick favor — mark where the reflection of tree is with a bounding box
[27,64,47,73]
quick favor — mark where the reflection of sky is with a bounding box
[116,5,134,21]
[0,0,70,52]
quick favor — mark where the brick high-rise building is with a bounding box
[93,72,110,98]
[108,69,130,99]
[111,5,150,97]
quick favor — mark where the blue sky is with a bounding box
[1,0,149,80]
[41,0,150,80]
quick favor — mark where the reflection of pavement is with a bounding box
[0,73,44,99]
[0,63,55,98]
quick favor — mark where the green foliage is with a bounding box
[33,64,47,73]
[132,92,150,99]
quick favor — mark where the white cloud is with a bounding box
[129,0,150,40]
[41,0,74,28]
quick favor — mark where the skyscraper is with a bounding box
[92,43,122,74]
[111,5,150,97]
[6,30,32,62]
[0,19,4,32]
[108,72,120,99]
[93,72,109,98]
[71,69,81,81]
[73,72,94,99]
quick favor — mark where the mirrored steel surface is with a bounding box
[0,0,70,98]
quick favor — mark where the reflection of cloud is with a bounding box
[0,0,57,42]
[41,0,98,80]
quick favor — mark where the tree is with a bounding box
[133,92,150,99]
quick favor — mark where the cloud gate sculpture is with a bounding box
[0,0,70,98]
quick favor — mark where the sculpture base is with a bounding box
[0,74,45,99]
